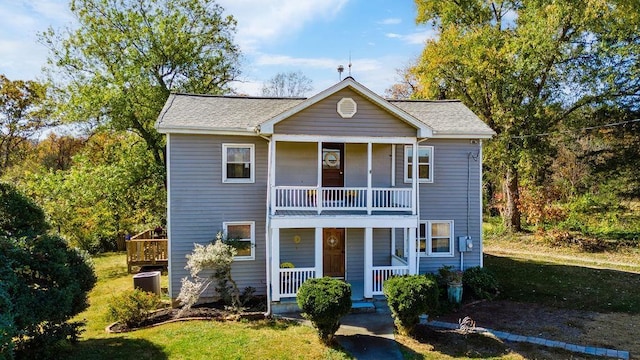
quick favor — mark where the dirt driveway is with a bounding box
[435,300,639,359]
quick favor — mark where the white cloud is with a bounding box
[255,54,338,69]
[218,0,348,52]
[378,17,402,25]
[386,29,436,45]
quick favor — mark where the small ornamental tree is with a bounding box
[177,233,242,314]
[383,275,439,335]
[296,277,352,344]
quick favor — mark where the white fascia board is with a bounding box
[157,126,259,136]
[258,77,433,137]
[269,215,418,229]
[430,132,495,139]
[272,134,416,144]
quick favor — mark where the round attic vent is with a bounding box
[337,97,357,118]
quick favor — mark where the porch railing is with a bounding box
[371,265,409,295]
[126,229,168,273]
[273,186,412,213]
[278,267,316,298]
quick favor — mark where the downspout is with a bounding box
[259,131,273,316]
[415,138,429,275]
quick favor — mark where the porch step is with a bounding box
[350,301,376,314]
[271,299,377,315]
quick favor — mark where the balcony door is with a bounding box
[322,143,344,187]
[323,228,345,278]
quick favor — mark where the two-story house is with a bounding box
[156,77,495,312]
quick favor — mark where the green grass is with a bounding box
[485,254,640,313]
[61,252,350,360]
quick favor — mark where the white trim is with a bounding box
[223,221,256,261]
[314,227,323,278]
[158,126,258,136]
[271,228,280,301]
[272,134,416,144]
[166,134,173,298]
[431,133,494,139]
[270,215,418,229]
[259,78,433,137]
[391,144,396,187]
[404,145,434,183]
[419,220,455,257]
[222,143,255,183]
[364,227,373,298]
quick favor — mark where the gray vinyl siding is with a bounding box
[274,88,417,137]
[279,228,315,268]
[346,229,364,283]
[168,134,268,299]
[275,142,317,186]
[345,144,366,187]
[373,228,391,266]
[415,139,483,273]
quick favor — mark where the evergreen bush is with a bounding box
[383,275,439,335]
[462,266,500,300]
[296,277,352,344]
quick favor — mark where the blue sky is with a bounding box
[0,0,434,96]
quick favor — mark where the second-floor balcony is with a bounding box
[272,186,413,214]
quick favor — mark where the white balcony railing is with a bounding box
[273,186,412,213]
[278,267,316,298]
[371,265,409,295]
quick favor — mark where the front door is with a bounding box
[322,143,344,187]
[323,228,345,278]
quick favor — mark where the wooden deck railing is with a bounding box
[126,229,168,273]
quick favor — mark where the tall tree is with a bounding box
[0,76,51,174]
[41,0,242,169]
[412,0,640,231]
[261,71,313,97]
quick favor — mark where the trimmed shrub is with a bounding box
[383,275,439,335]
[463,266,500,300]
[296,277,352,344]
[107,289,162,328]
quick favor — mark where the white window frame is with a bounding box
[419,220,454,257]
[404,145,434,183]
[223,221,255,261]
[222,143,255,183]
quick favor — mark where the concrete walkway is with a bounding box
[425,320,631,360]
[334,302,403,360]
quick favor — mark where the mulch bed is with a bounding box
[107,297,267,333]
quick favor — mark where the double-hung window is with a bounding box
[222,144,254,183]
[223,221,255,260]
[404,145,433,183]
[419,220,454,257]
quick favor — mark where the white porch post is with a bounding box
[367,142,373,214]
[317,141,322,214]
[271,228,280,301]
[270,139,277,215]
[364,227,373,298]
[315,227,323,278]
[408,226,417,275]
[412,141,418,215]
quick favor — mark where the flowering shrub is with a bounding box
[177,233,243,314]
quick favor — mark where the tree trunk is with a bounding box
[503,165,522,232]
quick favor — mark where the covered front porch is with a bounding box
[269,217,418,302]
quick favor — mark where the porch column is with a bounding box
[271,228,280,301]
[317,142,322,214]
[367,142,373,214]
[408,226,417,275]
[314,227,323,278]
[364,227,373,298]
[270,139,277,215]
[412,141,418,215]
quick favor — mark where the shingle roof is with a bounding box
[156,90,495,138]
[390,100,495,137]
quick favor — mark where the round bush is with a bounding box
[296,277,352,344]
[463,266,500,300]
[107,289,162,328]
[383,275,439,335]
